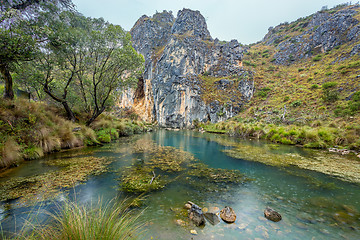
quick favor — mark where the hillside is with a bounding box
[238,3,360,124]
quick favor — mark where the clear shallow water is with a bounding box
[1,130,360,239]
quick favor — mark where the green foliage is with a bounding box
[322,82,339,102]
[325,71,333,76]
[312,55,322,62]
[311,84,319,89]
[243,60,257,67]
[334,91,360,116]
[257,87,271,98]
[23,146,44,160]
[291,100,302,107]
[37,199,145,240]
[298,68,305,72]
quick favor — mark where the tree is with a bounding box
[83,19,144,125]
[23,12,144,123]
[0,0,73,99]
[0,10,36,99]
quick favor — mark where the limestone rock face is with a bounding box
[264,5,360,65]
[119,9,254,128]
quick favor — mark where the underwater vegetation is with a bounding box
[119,139,249,194]
[0,155,112,204]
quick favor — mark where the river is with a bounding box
[1,130,359,239]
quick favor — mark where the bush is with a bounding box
[291,100,302,107]
[322,82,339,102]
[311,84,319,89]
[257,87,271,98]
[312,55,322,62]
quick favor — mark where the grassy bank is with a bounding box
[201,118,360,151]
[1,199,144,240]
[0,99,151,170]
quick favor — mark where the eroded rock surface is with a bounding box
[119,9,254,128]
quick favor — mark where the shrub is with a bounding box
[257,87,271,98]
[291,100,302,107]
[312,55,322,62]
[322,82,339,102]
[325,72,333,76]
[311,84,319,89]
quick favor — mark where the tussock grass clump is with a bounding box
[42,199,144,240]
[1,199,145,240]
[0,138,21,168]
[203,119,360,150]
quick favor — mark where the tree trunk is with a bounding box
[0,64,14,100]
[62,101,76,122]
[86,108,104,126]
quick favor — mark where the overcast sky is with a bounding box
[72,0,352,44]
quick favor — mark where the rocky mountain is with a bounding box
[119,4,360,128]
[264,4,360,65]
[119,9,254,128]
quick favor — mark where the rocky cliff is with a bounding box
[119,9,254,128]
[119,4,360,128]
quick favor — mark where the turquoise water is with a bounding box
[1,130,359,239]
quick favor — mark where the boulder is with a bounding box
[264,207,282,222]
[184,203,192,209]
[188,204,205,226]
[204,212,220,225]
[220,206,236,223]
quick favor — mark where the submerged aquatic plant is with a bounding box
[0,156,113,204]
[120,139,250,194]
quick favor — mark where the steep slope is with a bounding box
[119,9,254,128]
[237,3,360,124]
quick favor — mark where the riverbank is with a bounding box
[201,118,360,154]
[0,99,151,171]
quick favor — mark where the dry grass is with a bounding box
[0,138,21,168]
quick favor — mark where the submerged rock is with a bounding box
[189,204,206,226]
[204,212,220,225]
[220,206,236,223]
[264,207,282,222]
[184,203,192,209]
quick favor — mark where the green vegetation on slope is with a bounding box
[0,99,150,170]
[198,4,360,151]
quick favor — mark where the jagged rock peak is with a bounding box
[171,8,212,40]
[130,10,174,60]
